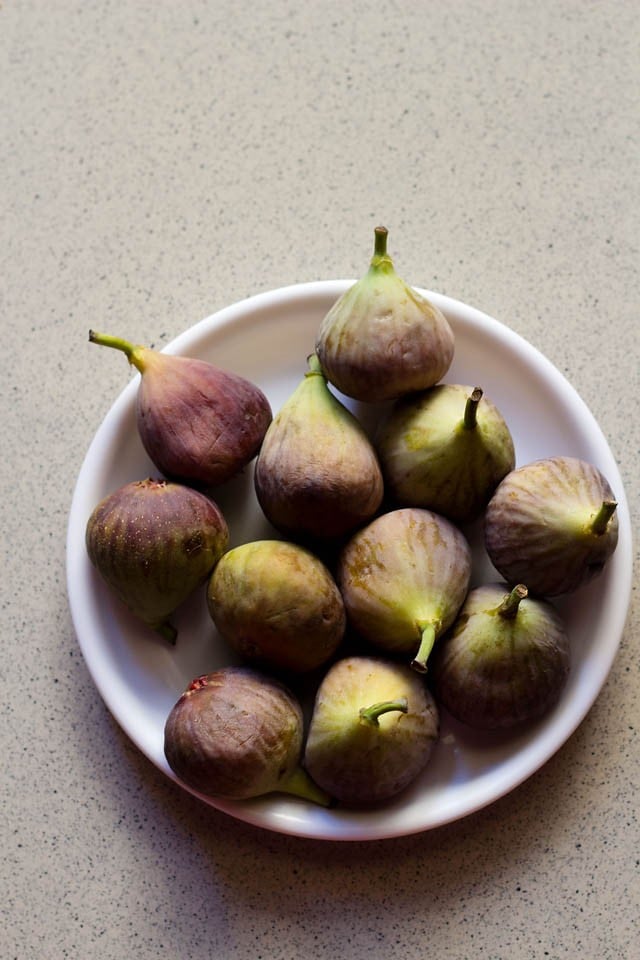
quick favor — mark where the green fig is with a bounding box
[207,539,345,673]
[304,656,439,806]
[337,508,472,672]
[432,583,570,730]
[376,384,515,523]
[89,330,272,489]
[164,667,331,805]
[315,226,454,401]
[485,456,619,596]
[85,478,229,643]
[254,353,384,540]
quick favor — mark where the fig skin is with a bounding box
[164,667,331,805]
[304,656,439,806]
[315,226,454,402]
[85,478,229,643]
[254,353,384,541]
[484,456,619,596]
[89,330,272,489]
[376,384,515,523]
[337,508,472,673]
[431,583,570,730]
[207,539,346,673]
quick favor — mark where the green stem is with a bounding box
[463,387,483,430]
[89,330,147,374]
[591,500,617,536]
[411,621,437,674]
[497,584,528,620]
[359,698,408,727]
[369,225,394,273]
[280,765,333,807]
[305,353,325,378]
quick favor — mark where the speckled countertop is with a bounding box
[2,1,638,957]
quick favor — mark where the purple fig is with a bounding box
[86,478,229,643]
[315,226,454,402]
[207,539,345,673]
[484,456,619,596]
[338,508,472,673]
[432,583,570,730]
[254,353,384,540]
[89,330,272,489]
[376,384,515,523]
[304,656,439,806]
[164,667,331,804]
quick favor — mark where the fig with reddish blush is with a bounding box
[432,583,570,730]
[86,478,229,644]
[164,667,331,805]
[315,226,454,402]
[89,330,272,490]
[254,353,383,541]
[484,456,618,596]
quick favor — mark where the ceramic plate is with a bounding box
[66,281,632,841]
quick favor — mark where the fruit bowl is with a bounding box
[66,281,632,841]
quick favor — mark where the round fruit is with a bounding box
[164,667,331,804]
[304,656,439,806]
[484,456,618,596]
[432,583,570,730]
[207,539,345,673]
[86,478,229,643]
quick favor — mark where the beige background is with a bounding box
[2,2,638,958]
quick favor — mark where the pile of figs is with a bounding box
[85,227,619,810]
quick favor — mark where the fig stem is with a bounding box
[463,387,483,430]
[89,330,147,374]
[305,353,324,378]
[359,698,409,726]
[154,620,178,645]
[280,766,333,807]
[369,225,394,274]
[497,584,528,620]
[591,499,618,535]
[411,622,437,674]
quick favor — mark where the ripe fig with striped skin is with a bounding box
[164,667,331,805]
[315,226,454,402]
[85,478,229,643]
[304,656,439,806]
[484,456,619,596]
[89,330,272,490]
[207,539,345,673]
[254,353,384,541]
[432,583,570,730]
[376,383,515,523]
[337,508,472,673]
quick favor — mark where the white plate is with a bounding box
[66,281,632,841]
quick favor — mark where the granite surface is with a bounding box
[2,1,638,957]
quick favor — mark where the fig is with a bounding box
[485,456,619,596]
[338,508,472,672]
[432,583,570,730]
[207,539,345,673]
[315,226,454,402]
[85,478,229,643]
[376,384,515,523]
[164,667,331,804]
[304,656,439,806]
[89,330,272,489]
[254,353,384,540]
